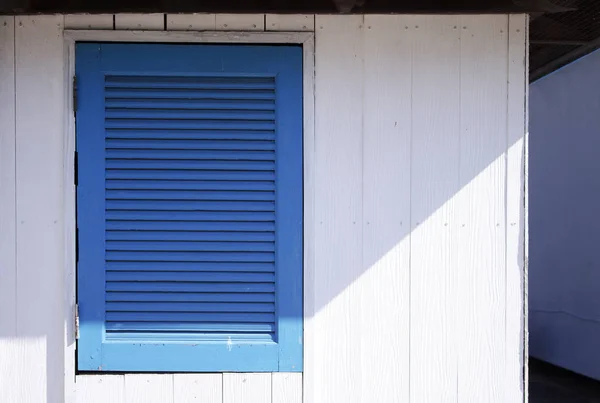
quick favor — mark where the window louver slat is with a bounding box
[105,261,275,271]
[104,75,277,342]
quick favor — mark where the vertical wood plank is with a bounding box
[0,16,17,402]
[506,13,528,403]
[0,16,16,338]
[272,373,302,403]
[215,14,264,31]
[64,14,113,29]
[409,15,461,403]
[115,14,164,30]
[457,15,508,403]
[124,374,174,403]
[360,15,411,403]
[0,18,17,403]
[15,15,65,403]
[265,15,314,31]
[313,15,364,403]
[223,373,271,403]
[173,374,222,403]
[167,14,216,31]
[76,375,125,403]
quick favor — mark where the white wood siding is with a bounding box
[0,15,66,403]
[361,15,411,403]
[0,13,528,403]
[409,16,461,402]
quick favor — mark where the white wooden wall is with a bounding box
[0,13,528,403]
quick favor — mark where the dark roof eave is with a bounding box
[0,0,574,15]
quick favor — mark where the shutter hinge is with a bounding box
[75,304,80,340]
[72,76,78,114]
[75,227,79,263]
[74,151,78,186]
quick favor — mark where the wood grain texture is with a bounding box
[409,15,461,403]
[360,14,411,403]
[506,13,528,403]
[76,375,125,403]
[115,14,164,30]
[0,340,34,402]
[223,373,271,403]
[124,374,174,403]
[64,14,113,29]
[313,14,364,403]
[272,373,302,403]
[457,15,508,402]
[215,14,264,31]
[15,15,65,403]
[266,15,314,31]
[167,14,216,31]
[173,374,223,403]
[0,16,16,338]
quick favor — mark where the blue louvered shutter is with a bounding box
[76,43,302,372]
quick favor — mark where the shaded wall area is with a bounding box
[530,48,600,380]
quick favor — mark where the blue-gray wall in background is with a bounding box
[530,49,600,380]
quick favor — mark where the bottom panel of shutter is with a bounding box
[98,342,279,372]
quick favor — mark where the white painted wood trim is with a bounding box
[64,32,77,403]
[63,28,315,403]
[301,33,315,403]
[506,13,528,403]
[266,15,315,31]
[64,29,313,44]
[215,14,264,31]
[166,14,217,31]
[65,14,113,30]
[114,14,164,30]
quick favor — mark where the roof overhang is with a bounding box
[3,0,599,82]
[0,0,573,15]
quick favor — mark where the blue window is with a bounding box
[76,43,303,372]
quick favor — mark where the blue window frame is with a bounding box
[76,43,303,372]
